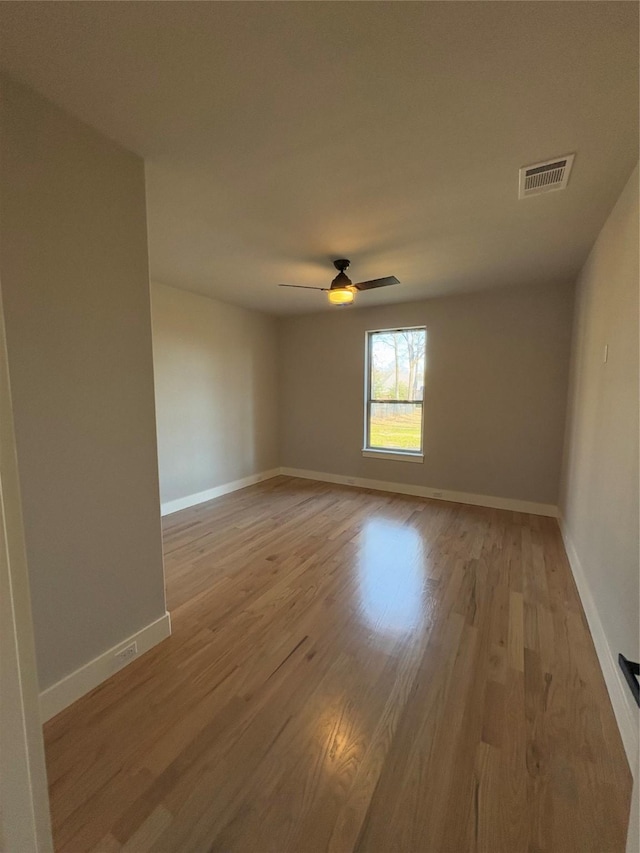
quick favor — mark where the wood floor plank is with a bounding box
[44,476,632,852]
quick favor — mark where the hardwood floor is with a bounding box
[44,476,632,852]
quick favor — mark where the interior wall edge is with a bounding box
[559,516,638,771]
[280,467,558,518]
[1,74,167,690]
[39,611,171,723]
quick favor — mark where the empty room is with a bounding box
[0,2,638,852]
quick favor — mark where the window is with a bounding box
[364,327,426,459]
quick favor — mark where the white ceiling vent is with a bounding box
[518,154,575,199]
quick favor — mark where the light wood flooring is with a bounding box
[44,476,632,852]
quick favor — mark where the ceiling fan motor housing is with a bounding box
[331,271,352,288]
[331,260,352,289]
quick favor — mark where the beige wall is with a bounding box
[0,76,166,691]
[560,165,639,689]
[151,283,279,506]
[279,282,574,505]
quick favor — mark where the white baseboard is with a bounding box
[39,612,171,723]
[280,467,558,518]
[161,468,281,516]
[559,519,638,772]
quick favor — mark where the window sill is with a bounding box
[362,448,424,463]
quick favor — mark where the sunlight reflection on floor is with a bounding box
[357,517,427,643]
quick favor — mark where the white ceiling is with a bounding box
[0,2,637,315]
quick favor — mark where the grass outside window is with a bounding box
[368,406,422,452]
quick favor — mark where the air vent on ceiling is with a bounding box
[518,154,575,199]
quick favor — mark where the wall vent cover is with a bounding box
[518,154,574,198]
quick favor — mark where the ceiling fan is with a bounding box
[278,259,400,306]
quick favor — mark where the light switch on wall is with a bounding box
[603,344,608,364]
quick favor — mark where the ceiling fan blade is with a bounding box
[278,284,328,291]
[353,276,400,291]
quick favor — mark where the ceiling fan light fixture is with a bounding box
[327,287,355,306]
[277,258,399,303]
